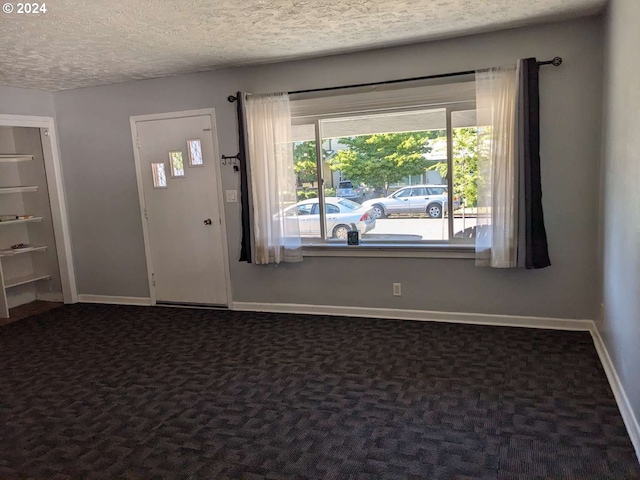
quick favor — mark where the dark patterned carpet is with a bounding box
[0,304,638,479]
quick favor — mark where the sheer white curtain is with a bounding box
[475,65,519,268]
[245,93,302,264]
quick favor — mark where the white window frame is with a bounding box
[291,81,478,258]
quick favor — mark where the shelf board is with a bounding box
[0,186,39,194]
[0,217,43,226]
[0,246,47,258]
[4,273,51,289]
[0,155,34,163]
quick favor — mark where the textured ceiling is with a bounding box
[0,0,605,91]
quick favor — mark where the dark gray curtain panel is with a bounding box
[519,59,551,269]
[237,92,252,263]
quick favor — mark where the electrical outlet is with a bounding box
[393,283,402,296]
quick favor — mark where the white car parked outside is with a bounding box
[284,197,376,239]
[362,185,461,219]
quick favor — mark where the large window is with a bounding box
[291,82,479,251]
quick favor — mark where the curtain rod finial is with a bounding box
[552,57,562,66]
[228,95,238,103]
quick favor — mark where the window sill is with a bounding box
[302,243,476,259]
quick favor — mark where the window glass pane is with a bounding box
[326,204,340,214]
[169,151,185,177]
[297,204,313,215]
[292,124,321,240]
[320,108,448,242]
[337,198,361,210]
[187,139,203,166]
[451,110,478,243]
[152,162,167,188]
[394,188,411,198]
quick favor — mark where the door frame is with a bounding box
[130,109,232,308]
[0,114,78,304]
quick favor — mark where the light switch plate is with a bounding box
[225,190,238,202]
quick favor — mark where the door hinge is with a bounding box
[144,208,148,219]
[151,273,156,287]
[219,218,221,225]
[136,136,140,148]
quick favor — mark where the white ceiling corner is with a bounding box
[0,0,606,92]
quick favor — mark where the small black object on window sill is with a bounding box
[347,231,360,246]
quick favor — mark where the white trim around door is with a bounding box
[130,109,233,308]
[0,114,78,304]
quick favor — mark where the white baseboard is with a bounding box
[36,292,64,302]
[590,325,640,462]
[232,301,594,331]
[77,294,152,306]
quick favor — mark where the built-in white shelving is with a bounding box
[0,127,65,320]
[0,154,34,163]
[0,217,43,226]
[4,273,51,289]
[1,146,56,319]
[0,246,47,258]
[0,186,39,194]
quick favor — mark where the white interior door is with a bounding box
[136,114,228,306]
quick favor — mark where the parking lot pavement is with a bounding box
[363,216,478,241]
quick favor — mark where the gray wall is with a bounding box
[54,17,603,320]
[599,0,640,440]
[53,70,246,297]
[0,86,55,117]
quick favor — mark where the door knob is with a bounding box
[204,218,212,225]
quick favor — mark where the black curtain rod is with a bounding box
[227,57,562,102]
